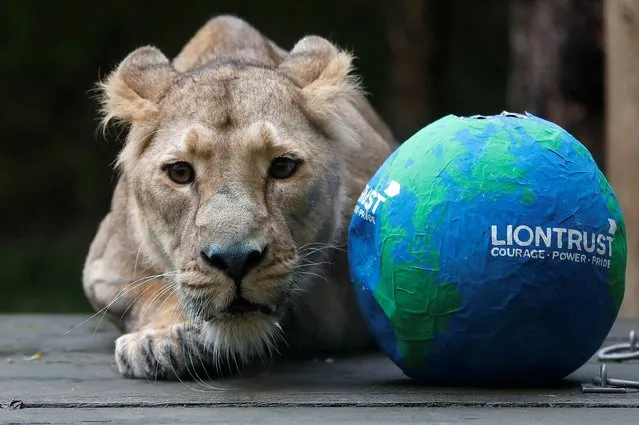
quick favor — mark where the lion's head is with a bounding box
[99,36,364,359]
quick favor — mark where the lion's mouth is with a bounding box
[212,297,277,319]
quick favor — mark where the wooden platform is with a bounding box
[1,315,638,424]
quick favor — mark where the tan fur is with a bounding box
[83,15,397,380]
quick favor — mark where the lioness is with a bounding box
[83,15,397,379]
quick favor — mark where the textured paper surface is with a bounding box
[348,112,627,385]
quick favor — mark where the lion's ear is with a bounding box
[279,36,361,125]
[99,46,176,126]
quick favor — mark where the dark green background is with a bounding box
[0,0,509,312]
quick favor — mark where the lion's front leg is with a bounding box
[111,283,218,380]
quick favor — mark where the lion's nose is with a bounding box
[200,243,268,281]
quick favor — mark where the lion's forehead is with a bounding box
[159,67,303,128]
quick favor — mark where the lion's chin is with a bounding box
[199,311,283,364]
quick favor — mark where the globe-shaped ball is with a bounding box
[348,112,626,385]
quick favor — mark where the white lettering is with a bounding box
[355,181,402,225]
[513,225,534,246]
[596,234,607,255]
[552,228,567,248]
[363,191,375,211]
[491,225,506,246]
[583,232,596,253]
[567,229,583,250]
[535,227,552,248]
[371,193,387,214]
[490,222,617,269]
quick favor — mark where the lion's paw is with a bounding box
[114,324,205,380]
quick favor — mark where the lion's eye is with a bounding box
[269,157,300,180]
[164,162,195,184]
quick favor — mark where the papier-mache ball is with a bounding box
[348,112,626,385]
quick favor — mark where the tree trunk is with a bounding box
[384,0,433,141]
[605,0,639,318]
[508,0,605,169]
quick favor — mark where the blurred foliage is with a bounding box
[0,0,508,312]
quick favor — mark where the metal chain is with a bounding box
[582,330,639,393]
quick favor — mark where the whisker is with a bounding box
[297,259,332,268]
[107,271,180,331]
[118,281,169,325]
[173,298,208,388]
[196,325,226,389]
[65,271,180,336]
[176,296,226,392]
[165,303,223,392]
[186,310,221,390]
[292,270,329,282]
[298,241,346,251]
[297,242,346,257]
[185,340,213,389]
[171,340,216,392]
[137,283,178,325]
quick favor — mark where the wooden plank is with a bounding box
[3,408,639,425]
[0,315,638,409]
[605,0,639,317]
